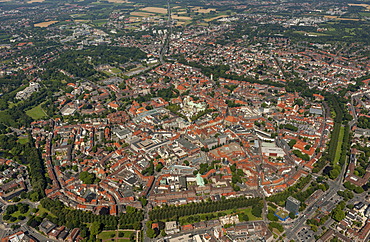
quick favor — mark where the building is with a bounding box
[1,231,36,242]
[15,82,40,100]
[286,196,300,215]
[39,219,57,234]
[168,234,192,242]
[165,221,180,234]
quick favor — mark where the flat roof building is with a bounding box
[286,196,300,215]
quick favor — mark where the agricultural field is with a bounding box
[74,20,90,23]
[92,19,108,27]
[106,0,130,3]
[192,7,217,14]
[324,16,360,21]
[27,0,45,3]
[140,7,167,14]
[204,15,228,22]
[130,12,154,17]
[172,15,192,20]
[348,3,370,10]
[34,21,59,28]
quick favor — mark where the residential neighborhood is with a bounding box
[0,0,369,241]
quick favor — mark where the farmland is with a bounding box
[34,21,59,27]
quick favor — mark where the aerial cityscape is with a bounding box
[0,0,369,241]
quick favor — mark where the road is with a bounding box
[348,95,358,128]
[285,156,347,240]
[142,177,156,242]
[0,198,54,241]
[0,224,57,241]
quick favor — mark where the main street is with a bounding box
[348,95,358,128]
[285,156,347,240]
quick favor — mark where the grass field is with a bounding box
[120,231,134,237]
[4,208,31,223]
[98,231,116,240]
[37,205,55,217]
[74,20,90,23]
[18,137,29,144]
[107,0,130,3]
[334,126,345,164]
[192,7,216,13]
[241,207,261,221]
[34,21,59,27]
[98,230,135,241]
[205,15,228,22]
[93,20,108,27]
[26,103,47,120]
[110,68,122,74]
[359,12,370,17]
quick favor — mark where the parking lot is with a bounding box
[297,227,315,242]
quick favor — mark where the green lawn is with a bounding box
[360,12,370,17]
[4,208,31,223]
[179,206,261,225]
[98,231,117,240]
[334,126,345,164]
[241,207,262,221]
[111,67,122,74]
[118,231,134,238]
[26,103,47,120]
[18,137,29,144]
[275,209,289,219]
[98,230,136,241]
[36,205,57,218]
[102,70,113,76]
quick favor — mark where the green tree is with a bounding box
[332,209,345,222]
[146,228,156,238]
[289,212,296,219]
[267,212,278,221]
[79,171,97,184]
[18,203,29,214]
[251,205,263,218]
[288,139,297,148]
[155,162,164,172]
[90,221,102,236]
